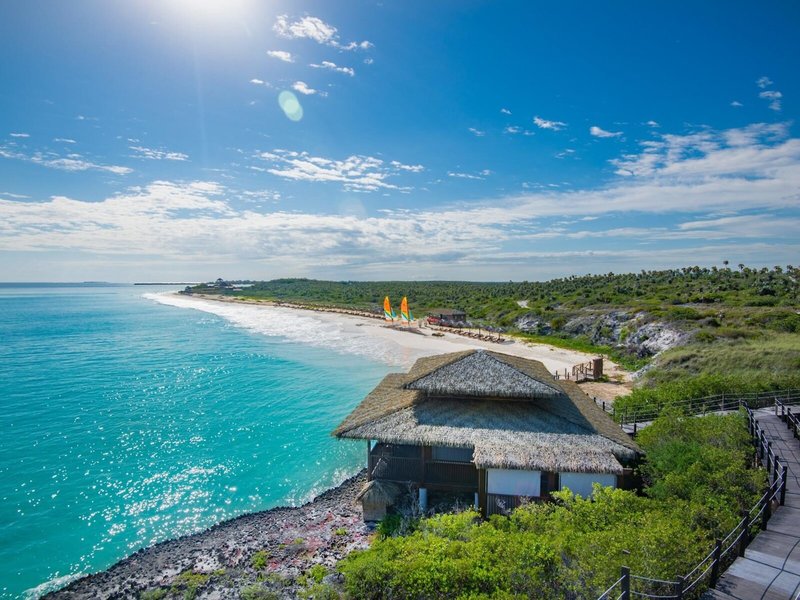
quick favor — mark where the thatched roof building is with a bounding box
[335,350,640,475]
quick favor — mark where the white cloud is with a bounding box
[0,144,132,175]
[54,138,77,144]
[504,125,534,136]
[590,125,622,138]
[250,78,266,85]
[533,116,566,131]
[273,15,372,51]
[731,101,743,107]
[448,171,486,180]
[757,76,773,89]
[759,90,782,111]
[610,122,789,177]
[292,81,323,96]
[129,146,189,161]
[646,120,660,128]
[310,61,354,76]
[363,58,374,65]
[257,149,422,191]
[390,161,424,173]
[0,191,29,199]
[500,108,512,115]
[10,132,29,138]
[467,127,485,137]
[267,50,294,63]
[2,121,798,280]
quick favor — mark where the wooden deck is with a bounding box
[703,407,800,600]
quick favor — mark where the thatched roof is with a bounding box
[356,480,403,504]
[341,398,634,473]
[333,350,641,474]
[406,350,563,399]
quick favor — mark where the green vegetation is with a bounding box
[516,332,649,372]
[196,265,798,317]
[251,549,270,571]
[192,266,798,380]
[614,333,800,418]
[338,411,764,599]
[139,589,168,600]
[171,570,210,600]
[241,584,279,600]
[334,527,348,536]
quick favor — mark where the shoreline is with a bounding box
[42,293,633,598]
[175,292,631,381]
[46,471,370,599]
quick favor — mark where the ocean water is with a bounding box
[0,285,393,599]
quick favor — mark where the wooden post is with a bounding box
[740,510,750,556]
[710,539,722,588]
[620,566,630,600]
[674,575,685,600]
[765,441,772,474]
[780,463,788,506]
[761,491,771,530]
[773,454,780,485]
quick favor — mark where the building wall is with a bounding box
[431,445,473,462]
[487,468,542,496]
[559,472,617,497]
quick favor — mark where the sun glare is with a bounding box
[167,0,255,23]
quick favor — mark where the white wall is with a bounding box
[487,468,541,496]
[559,472,617,498]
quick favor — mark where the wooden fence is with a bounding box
[597,388,800,426]
[596,398,796,600]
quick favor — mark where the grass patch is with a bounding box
[515,332,649,371]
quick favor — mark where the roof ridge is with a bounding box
[483,350,565,396]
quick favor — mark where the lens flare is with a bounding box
[278,91,303,122]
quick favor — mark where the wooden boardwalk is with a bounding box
[704,407,800,600]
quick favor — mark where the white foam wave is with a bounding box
[143,293,409,366]
[25,573,85,599]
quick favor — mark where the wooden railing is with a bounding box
[368,454,422,482]
[424,461,478,487]
[485,493,545,517]
[596,401,792,600]
[368,453,478,487]
[598,388,800,426]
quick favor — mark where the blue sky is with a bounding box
[1,0,798,282]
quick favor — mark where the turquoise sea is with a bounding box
[0,285,393,598]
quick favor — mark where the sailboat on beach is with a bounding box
[400,296,414,325]
[383,296,397,322]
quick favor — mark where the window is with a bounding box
[431,446,473,462]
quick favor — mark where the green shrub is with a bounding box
[376,513,403,538]
[241,584,279,600]
[139,589,167,600]
[251,549,270,570]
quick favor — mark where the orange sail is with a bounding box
[383,296,396,321]
[400,296,410,323]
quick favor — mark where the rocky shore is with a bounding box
[47,471,371,599]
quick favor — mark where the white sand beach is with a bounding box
[146,293,628,380]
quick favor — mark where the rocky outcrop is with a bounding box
[517,310,689,359]
[515,314,552,335]
[623,321,689,357]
